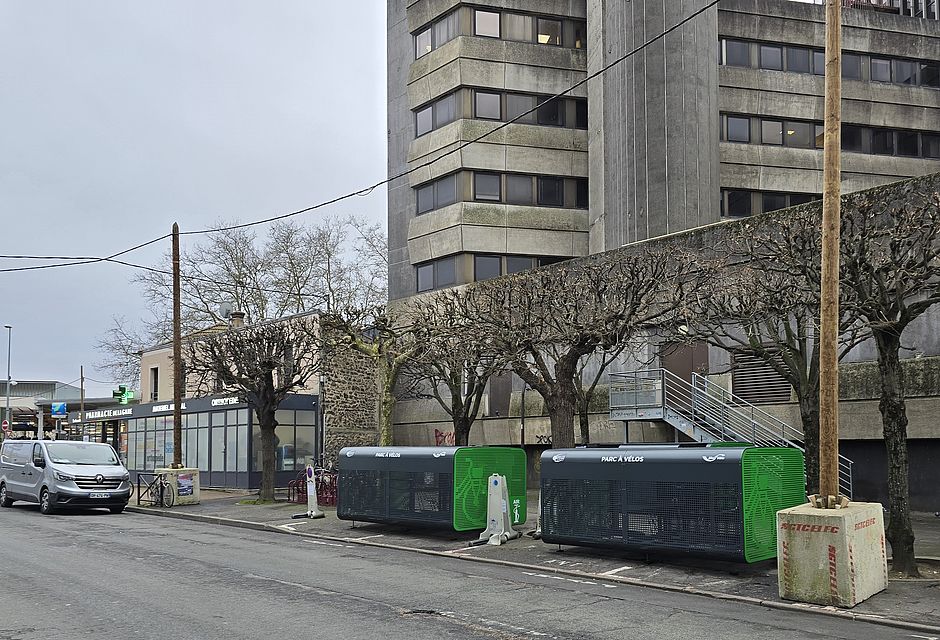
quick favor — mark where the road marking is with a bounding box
[445,545,483,554]
[346,534,385,541]
[276,524,297,532]
[909,635,939,640]
[304,539,353,548]
[599,565,633,576]
[521,571,617,589]
[543,559,583,567]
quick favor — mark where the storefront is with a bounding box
[68,393,320,489]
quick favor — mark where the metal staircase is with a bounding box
[608,369,853,498]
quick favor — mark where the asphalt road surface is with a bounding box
[0,503,921,640]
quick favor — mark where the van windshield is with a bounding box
[45,442,120,465]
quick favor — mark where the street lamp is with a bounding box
[4,325,11,427]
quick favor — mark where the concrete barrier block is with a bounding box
[777,502,887,608]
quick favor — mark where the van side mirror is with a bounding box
[33,458,46,468]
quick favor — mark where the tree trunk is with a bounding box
[545,383,577,449]
[258,407,277,502]
[578,399,590,445]
[453,415,473,447]
[873,328,919,577]
[379,382,395,446]
[797,388,821,496]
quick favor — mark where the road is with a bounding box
[0,504,923,640]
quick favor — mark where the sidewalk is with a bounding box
[128,489,940,633]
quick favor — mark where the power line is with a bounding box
[1,0,720,271]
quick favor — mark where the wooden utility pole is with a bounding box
[172,223,183,468]
[818,0,843,507]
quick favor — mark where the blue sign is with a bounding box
[51,403,67,417]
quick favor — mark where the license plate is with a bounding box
[89,492,111,499]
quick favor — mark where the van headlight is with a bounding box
[122,473,130,481]
[54,471,75,482]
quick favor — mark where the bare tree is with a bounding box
[406,289,508,446]
[93,315,154,388]
[840,176,940,577]
[462,245,698,448]
[186,314,322,501]
[682,212,867,493]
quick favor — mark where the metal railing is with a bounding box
[609,369,853,497]
[793,0,938,19]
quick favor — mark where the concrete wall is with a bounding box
[589,0,721,251]
[389,0,416,301]
[139,348,173,403]
[718,0,940,196]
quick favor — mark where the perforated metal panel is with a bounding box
[741,447,806,562]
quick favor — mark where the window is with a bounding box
[416,105,433,137]
[575,101,588,129]
[474,173,501,201]
[538,177,564,206]
[843,54,862,80]
[871,58,891,82]
[872,129,894,155]
[842,125,865,152]
[922,62,940,88]
[415,29,432,59]
[149,367,159,402]
[538,18,562,45]
[785,121,814,148]
[506,94,536,123]
[897,130,919,156]
[475,91,501,120]
[433,94,455,129]
[924,134,940,159]
[761,120,783,145]
[762,192,788,213]
[893,59,917,85]
[813,50,825,76]
[416,174,458,214]
[573,23,586,49]
[506,174,533,204]
[503,13,533,42]
[576,178,589,209]
[474,255,502,281]
[434,12,458,49]
[507,256,533,274]
[416,257,457,292]
[725,40,750,67]
[759,45,783,71]
[815,124,825,149]
[539,256,568,267]
[727,116,750,143]
[787,47,811,74]
[475,10,500,38]
[789,194,817,206]
[536,97,565,126]
[725,191,752,217]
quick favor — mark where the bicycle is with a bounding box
[145,473,176,508]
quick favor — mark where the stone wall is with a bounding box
[321,328,380,466]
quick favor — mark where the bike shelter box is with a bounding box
[540,445,805,562]
[337,446,526,531]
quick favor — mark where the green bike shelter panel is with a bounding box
[540,445,804,562]
[337,446,526,531]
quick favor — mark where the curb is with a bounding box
[125,506,940,635]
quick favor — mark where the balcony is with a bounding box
[791,0,938,20]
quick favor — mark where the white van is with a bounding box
[0,440,131,514]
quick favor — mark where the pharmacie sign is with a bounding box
[83,408,134,420]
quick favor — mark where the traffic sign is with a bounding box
[1,419,9,431]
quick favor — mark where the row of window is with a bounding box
[720,189,821,218]
[415,8,586,59]
[416,90,586,137]
[719,38,940,89]
[416,253,571,293]
[416,172,588,215]
[720,113,940,159]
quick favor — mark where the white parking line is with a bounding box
[346,534,385,541]
[599,565,633,576]
[521,571,618,589]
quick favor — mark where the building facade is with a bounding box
[388,0,940,299]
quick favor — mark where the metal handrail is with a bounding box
[610,369,854,497]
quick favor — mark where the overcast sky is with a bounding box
[0,2,388,397]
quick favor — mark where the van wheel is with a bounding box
[109,505,125,514]
[39,488,55,515]
[0,484,12,508]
